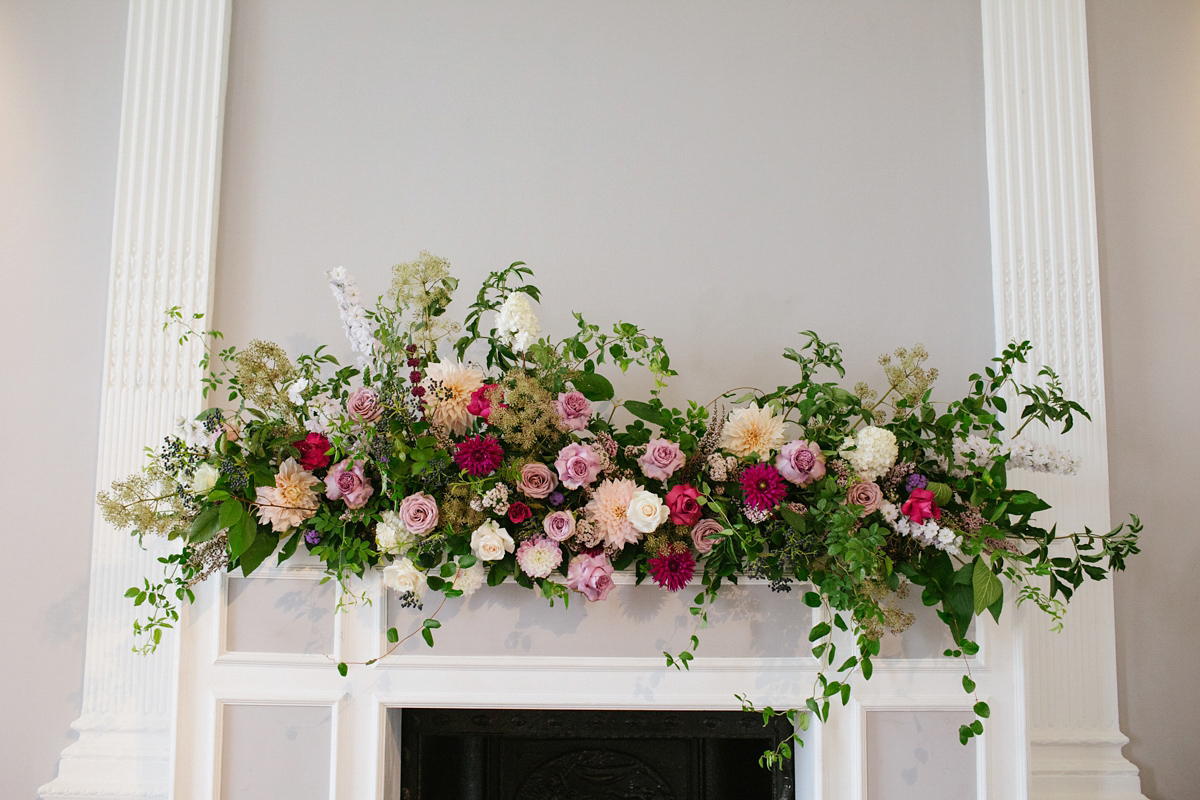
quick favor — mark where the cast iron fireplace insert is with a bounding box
[399,708,795,800]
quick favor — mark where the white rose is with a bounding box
[625,490,669,534]
[470,520,515,562]
[190,463,219,494]
[375,510,414,555]
[452,561,486,596]
[381,557,426,597]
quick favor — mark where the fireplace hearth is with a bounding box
[399,708,795,799]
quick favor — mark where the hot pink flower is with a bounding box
[556,391,593,432]
[665,484,703,526]
[566,552,615,601]
[554,442,603,490]
[740,463,787,511]
[454,435,504,477]
[467,383,504,420]
[508,501,532,525]
[648,548,696,592]
[902,488,942,524]
[325,459,374,509]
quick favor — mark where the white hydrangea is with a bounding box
[375,510,415,555]
[327,267,382,369]
[452,561,486,597]
[839,426,898,481]
[495,291,541,352]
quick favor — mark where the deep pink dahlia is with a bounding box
[648,549,697,592]
[740,463,787,511]
[453,435,504,477]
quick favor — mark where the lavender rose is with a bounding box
[518,462,558,499]
[690,518,724,554]
[347,386,383,422]
[325,459,374,509]
[556,391,593,432]
[399,491,439,536]
[638,437,685,481]
[846,481,883,515]
[554,442,603,490]
[776,440,827,486]
[542,510,576,542]
[566,552,615,601]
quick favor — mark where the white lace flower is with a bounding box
[495,291,541,352]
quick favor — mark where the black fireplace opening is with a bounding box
[399,708,795,800]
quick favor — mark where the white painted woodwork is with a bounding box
[980,0,1146,797]
[40,1,231,798]
[46,1,1147,799]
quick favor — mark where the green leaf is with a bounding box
[781,507,808,532]
[973,557,1004,615]
[973,701,991,719]
[421,628,435,647]
[218,498,243,530]
[458,554,477,569]
[571,372,614,402]
[802,591,822,608]
[963,675,977,692]
[188,506,220,544]
[926,481,953,507]
[337,662,348,677]
[623,400,666,427]
[239,527,278,576]
[809,622,831,642]
[227,513,257,559]
[276,532,300,565]
[386,627,399,643]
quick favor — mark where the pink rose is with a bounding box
[518,462,558,499]
[399,492,439,536]
[775,440,827,486]
[554,442,603,490]
[902,488,942,525]
[347,387,383,422]
[638,438,685,481]
[543,510,576,542]
[556,391,593,432]
[467,383,504,420]
[846,481,883,515]
[566,552,615,601]
[690,518,724,554]
[665,484,703,526]
[325,459,374,509]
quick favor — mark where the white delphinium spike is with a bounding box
[326,267,382,369]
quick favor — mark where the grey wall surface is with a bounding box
[0,1,127,799]
[1088,3,1200,799]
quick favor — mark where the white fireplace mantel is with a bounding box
[42,1,1147,798]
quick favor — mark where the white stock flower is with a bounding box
[625,490,670,534]
[303,393,342,434]
[174,416,208,449]
[1007,441,1078,475]
[495,291,541,352]
[381,557,426,597]
[286,378,310,405]
[470,520,515,562]
[190,463,219,494]
[452,561,486,596]
[326,267,381,369]
[839,426,898,481]
[375,510,415,555]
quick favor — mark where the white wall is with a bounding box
[1088,3,1200,799]
[0,2,126,799]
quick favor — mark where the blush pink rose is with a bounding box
[665,484,703,526]
[566,552,615,601]
[638,438,685,481]
[517,462,558,499]
[554,442,603,490]
[690,518,724,554]
[347,387,383,422]
[399,492,439,536]
[902,488,941,524]
[556,391,593,432]
[846,481,883,514]
[543,510,576,542]
[325,459,374,509]
[775,440,827,486]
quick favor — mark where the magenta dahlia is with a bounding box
[453,435,504,477]
[648,548,697,592]
[740,462,786,511]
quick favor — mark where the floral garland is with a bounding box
[101,253,1140,766]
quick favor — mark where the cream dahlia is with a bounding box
[584,478,642,549]
[719,405,787,459]
[421,361,484,435]
[255,457,321,532]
